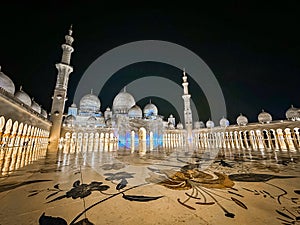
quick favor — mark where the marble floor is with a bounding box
[0,147,299,225]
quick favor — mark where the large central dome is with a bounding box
[79,92,101,112]
[112,88,135,114]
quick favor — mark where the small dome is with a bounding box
[14,86,31,106]
[194,121,201,129]
[0,67,15,95]
[41,109,48,118]
[286,105,299,121]
[79,91,101,112]
[65,114,76,122]
[88,116,97,121]
[177,122,183,130]
[258,109,272,123]
[128,105,142,118]
[143,100,158,117]
[112,88,135,114]
[169,114,174,118]
[106,118,112,127]
[194,121,205,129]
[237,113,248,126]
[31,99,41,114]
[168,122,175,129]
[104,106,112,120]
[219,117,229,127]
[71,103,77,108]
[206,119,214,128]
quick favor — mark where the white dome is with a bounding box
[41,109,48,118]
[258,109,272,123]
[112,88,135,114]
[219,117,229,127]
[106,118,112,127]
[194,121,205,129]
[177,122,183,129]
[168,122,175,129]
[237,113,248,126]
[0,67,15,95]
[128,105,142,118]
[206,119,214,128]
[31,100,41,114]
[88,116,97,121]
[79,92,101,112]
[14,86,31,106]
[286,105,299,121]
[104,107,112,120]
[194,121,201,129]
[65,114,76,122]
[71,103,77,108]
[143,101,158,117]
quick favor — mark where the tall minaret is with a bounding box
[182,68,193,143]
[49,25,74,150]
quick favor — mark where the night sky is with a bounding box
[0,2,299,124]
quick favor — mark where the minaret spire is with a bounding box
[60,24,74,65]
[181,68,193,145]
[49,25,75,150]
[68,24,73,35]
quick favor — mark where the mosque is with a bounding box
[0,26,300,175]
[49,26,191,152]
[61,87,167,150]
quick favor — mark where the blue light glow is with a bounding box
[118,132,163,150]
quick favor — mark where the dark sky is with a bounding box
[0,2,299,124]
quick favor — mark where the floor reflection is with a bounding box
[0,143,48,176]
[0,145,299,225]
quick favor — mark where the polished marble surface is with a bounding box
[0,147,299,225]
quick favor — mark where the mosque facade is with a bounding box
[1,26,300,175]
[61,87,167,151]
[54,27,187,152]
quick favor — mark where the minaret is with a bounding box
[49,25,74,150]
[182,68,193,143]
